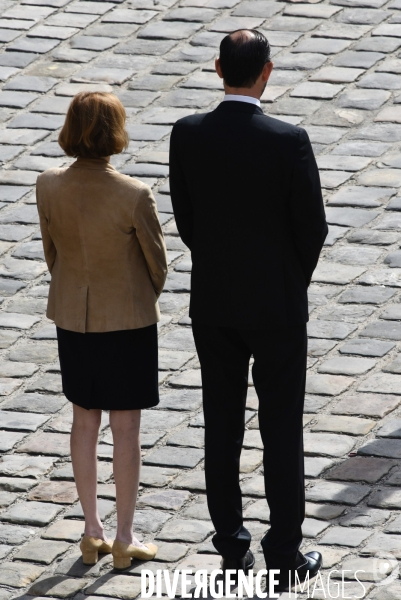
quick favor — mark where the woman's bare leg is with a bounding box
[110,409,142,545]
[70,404,104,538]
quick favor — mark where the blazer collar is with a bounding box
[214,101,264,116]
[71,157,117,172]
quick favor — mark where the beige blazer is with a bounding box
[36,157,168,333]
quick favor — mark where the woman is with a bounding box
[36,92,168,570]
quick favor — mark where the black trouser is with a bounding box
[192,322,307,570]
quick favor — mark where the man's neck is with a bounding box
[223,88,261,100]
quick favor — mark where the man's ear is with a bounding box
[215,57,224,79]
[262,61,274,83]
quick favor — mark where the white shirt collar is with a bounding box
[223,94,261,107]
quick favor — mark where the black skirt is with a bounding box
[56,324,159,410]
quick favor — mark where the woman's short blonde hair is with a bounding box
[58,92,129,158]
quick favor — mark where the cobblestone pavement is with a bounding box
[2,0,401,599]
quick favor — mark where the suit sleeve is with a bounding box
[36,183,57,275]
[169,124,194,250]
[289,128,328,286]
[133,185,168,298]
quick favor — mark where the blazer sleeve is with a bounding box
[289,128,328,286]
[132,185,168,298]
[169,124,194,250]
[36,183,57,275]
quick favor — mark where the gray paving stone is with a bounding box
[14,538,70,564]
[384,355,401,374]
[0,500,63,526]
[4,75,57,93]
[157,518,213,542]
[9,37,61,54]
[318,304,374,323]
[233,0,283,17]
[30,575,89,597]
[42,519,84,542]
[326,246,382,267]
[273,53,327,71]
[291,82,344,99]
[142,409,187,432]
[0,454,55,479]
[308,320,357,339]
[85,574,141,599]
[350,230,400,248]
[382,303,401,320]
[377,418,401,437]
[306,373,353,395]
[318,356,376,375]
[31,324,57,340]
[0,491,17,508]
[332,393,400,417]
[341,508,390,529]
[320,170,353,189]
[324,225,349,246]
[361,321,401,340]
[0,129,49,146]
[0,562,46,588]
[311,105,365,127]
[308,339,337,356]
[293,38,352,54]
[0,409,48,431]
[318,155,372,172]
[311,414,375,435]
[144,446,203,468]
[116,38,177,55]
[327,456,396,482]
[355,35,401,52]
[0,477,38,492]
[306,480,370,505]
[0,258,47,281]
[17,430,69,456]
[267,16,322,32]
[70,35,118,51]
[137,489,190,511]
[303,517,330,538]
[333,50,385,68]
[305,456,334,477]
[351,123,401,142]
[326,206,380,228]
[0,225,36,242]
[369,581,401,599]
[359,438,401,458]
[340,338,395,357]
[361,533,401,558]
[377,57,401,74]
[167,427,204,449]
[1,393,66,414]
[369,488,401,508]
[359,168,401,187]
[65,498,115,521]
[328,186,395,208]
[332,141,392,157]
[0,187,31,204]
[0,381,23,400]
[318,526,372,547]
[305,503,345,520]
[313,262,366,284]
[140,466,179,487]
[304,432,356,456]
[139,21,202,39]
[26,372,62,394]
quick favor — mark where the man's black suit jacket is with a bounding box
[169,100,328,329]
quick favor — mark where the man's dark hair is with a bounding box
[219,30,271,88]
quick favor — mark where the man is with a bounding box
[169,29,327,589]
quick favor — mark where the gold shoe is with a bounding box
[80,535,113,565]
[112,539,158,570]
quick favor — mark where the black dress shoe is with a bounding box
[221,549,255,576]
[271,551,323,591]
